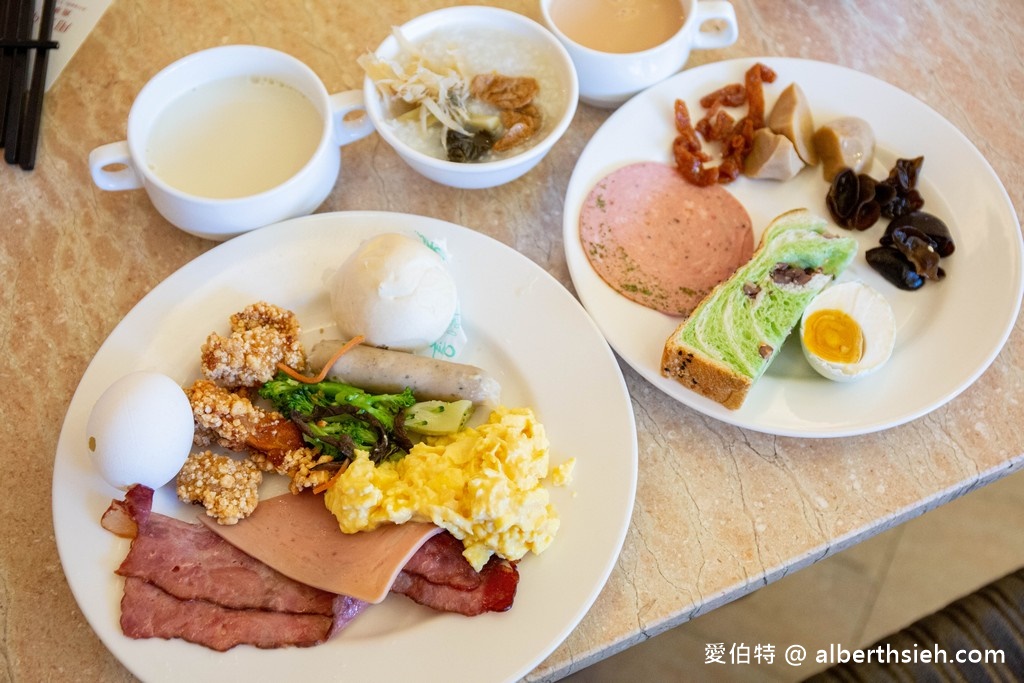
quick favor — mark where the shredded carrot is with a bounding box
[313,462,348,495]
[276,335,366,384]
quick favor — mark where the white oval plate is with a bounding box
[563,57,1023,437]
[53,211,638,682]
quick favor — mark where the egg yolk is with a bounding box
[803,309,864,363]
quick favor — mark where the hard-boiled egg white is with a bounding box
[800,281,896,382]
[87,371,195,490]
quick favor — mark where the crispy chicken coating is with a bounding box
[201,301,306,388]
[177,450,262,525]
[185,379,269,452]
[250,447,334,494]
[185,378,332,494]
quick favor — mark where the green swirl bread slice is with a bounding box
[661,209,858,409]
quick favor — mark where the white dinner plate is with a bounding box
[53,212,638,682]
[563,57,1023,437]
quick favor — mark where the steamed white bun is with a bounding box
[329,233,458,351]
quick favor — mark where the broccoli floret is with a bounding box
[258,372,417,462]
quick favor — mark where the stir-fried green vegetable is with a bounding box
[259,373,417,463]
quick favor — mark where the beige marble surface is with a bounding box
[2,1,1022,681]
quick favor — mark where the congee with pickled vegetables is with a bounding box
[360,26,563,163]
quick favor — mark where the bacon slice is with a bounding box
[117,511,338,615]
[119,578,337,651]
[103,486,368,650]
[102,485,520,653]
[392,532,519,616]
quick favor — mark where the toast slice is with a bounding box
[661,209,858,409]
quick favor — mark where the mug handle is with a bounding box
[692,0,740,50]
[89,141,143,191]
[328,90,375,146]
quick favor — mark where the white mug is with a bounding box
[89,45,373,241]
[539,0,739,108]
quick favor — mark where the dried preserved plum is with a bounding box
[883,211,955,257]
[866,246,925,291]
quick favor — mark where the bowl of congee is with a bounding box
[358,6,578,189]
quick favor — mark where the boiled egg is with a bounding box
[87,371,195,489]
[800,281,895,382]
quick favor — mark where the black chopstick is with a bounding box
[0,0,58,169]
[2,0,33,163]
[0,0,23,142]
[17,0,57,169]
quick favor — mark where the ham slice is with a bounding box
[200,491,519,615]
[101,485,520,651]
[103,486,368,651]
[392,532,519,615]
[579,161,753,317]
[198,491,441,603]
[120,578,338,651]
[118,510,338,615]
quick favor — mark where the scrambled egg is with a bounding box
[323,406,575,571]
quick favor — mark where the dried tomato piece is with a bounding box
[696,108,736,142]
[699,83,746,109]
[671,63,777,188]
[673,98,719,185]
[743,62,777,129]
[673,99,703,153]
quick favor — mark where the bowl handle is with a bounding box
[89,141,143,191]
[692,1,740,50]
[329,90,375,146]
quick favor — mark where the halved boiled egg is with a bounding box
[800,281,895,382]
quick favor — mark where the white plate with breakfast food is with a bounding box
[563,57,1023,437]
[52,211,638,682]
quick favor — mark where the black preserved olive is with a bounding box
[887,156,924,192]
[445,128,495,163]
[828,168,859,217]
[878,157,926,218]
[866,245,925,290]
[882,211,955,257]
[826,168,882,230]
[890,226,943,280]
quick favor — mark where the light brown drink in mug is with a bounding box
[146,76,322,199]
[548,0,686,54]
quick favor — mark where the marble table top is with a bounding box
[2,0,1022,680]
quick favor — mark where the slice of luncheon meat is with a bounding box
[198,490,441,604]
[579,161,753,316]
[197,490,518,614]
